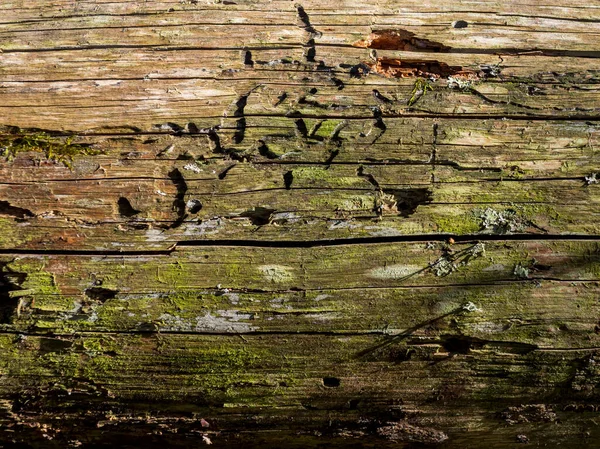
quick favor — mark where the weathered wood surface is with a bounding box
[1,1,600,447]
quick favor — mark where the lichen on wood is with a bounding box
[0,127,101,168]
[1,1,600,447]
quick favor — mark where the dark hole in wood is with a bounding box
[243,50,254,66]
[117,197,140,217]
[304,46,316,62]
[349,62,371,78]
[0,262,26,324]
[396,348,415,362]
[274,91,287,106]
[295,4,318,34]
[39,337,74,353]
[167,168,188,228]
[294,119,308,138]
[240,207,276,226]
[349,399,360,409]
[323,377,341,387]
[186,122,199,134]
[442,336,473,354]
[258,140,279,159]
[234,95,248,117]
[187,199,203,214]
[283,171,294,190]
[85,287,118,303]
[154,122,183,134]
[123,222,150,230]
[218,165,237,180]
[384,188,433,217]
[233,118,246,144]
[0,201,35,220]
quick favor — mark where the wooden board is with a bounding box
[1,1,600,447]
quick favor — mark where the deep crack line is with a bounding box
[1,233,600,256]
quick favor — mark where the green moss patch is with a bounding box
[0,128,101,168]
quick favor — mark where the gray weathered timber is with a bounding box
[1,1,600,447]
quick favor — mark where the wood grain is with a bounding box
[1,1,599,447]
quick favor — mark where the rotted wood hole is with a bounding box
[1,1,600,448]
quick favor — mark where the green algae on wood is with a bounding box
[2,1,600,447]
[0,128,101,168]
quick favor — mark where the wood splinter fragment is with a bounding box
[353,29,450,52]
[368,57,477,80]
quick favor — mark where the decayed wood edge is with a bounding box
[14,244,596,447]
[1,238,600,447]
[1,332,600,448]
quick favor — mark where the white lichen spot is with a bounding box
[479,208,526,234]
[269,297,286,308]
[38,211,62,219]
[271,212,300,224]
[431,257,457,277]
[159,313,193,331]
[462,301,479,313]
[197,311,257,332]
[367,264,421,279]
[304,312,339,321]
[186,199,202,211]
[183,163,203,173]
[313,294,331,302]
[93,80,124,87]
[513,263,530,279]
[585,173,598,185]
[258,265,294,283]
[470,242,486,257]
[447,76,472,90]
